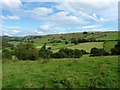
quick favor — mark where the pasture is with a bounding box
[68,42,103,52]
[2,56,118,88]
[103,41,117,52]
[2,31,119,88]
[96,32,118,40]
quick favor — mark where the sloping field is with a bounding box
[96,32,118,40]
[2,56,118,88]
[104,41,117,52]
[68,42,103,52]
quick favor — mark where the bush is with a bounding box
[90,48,109,56]
[74,49,82,58]
[59,48,74,58]
[111,41,120,55]
[48,47,51,50]
[78,38,88,43]
[39,49,53,59]
[83,31,88,34]
[38,44,53,59]
[81,49,88,54]
[2,41,14,49]
[71,38,78,45]
[52,48,83,58]
[2,49,12,59]
[31,40,34,44]
[52,52,67,58]
[15,43,38,60]
[50,40,61,43]
[65,41,69,44]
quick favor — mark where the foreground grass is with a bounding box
[2,56,118,88]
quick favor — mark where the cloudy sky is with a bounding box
[1,0,118,36]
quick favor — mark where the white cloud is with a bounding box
[55,1,117,22]
[1,26,21,36]
[81,24,117,32]
[35,30,44,35]
[39,25,50,31]
[82,25,100,29]
[24,7,53,18]
[77,11,108,22]
[1,0,22,10]
[45,11,86,25]
[1,15,20,21]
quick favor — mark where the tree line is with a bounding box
[2,41,120,60]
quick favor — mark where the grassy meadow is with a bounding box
[2,56,118,88]
[103,41,117,52]
[2,31,119,88]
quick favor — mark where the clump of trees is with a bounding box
[111,41,120,55]
[50,40,62,43]
[2,41,14,59]
[38,43,53,59]
[70,38,78,45]
[2,41,14,49]
[14,43,84,60]
[15,43,38,60]
[2,49,12,59]
[70,37,104,45]
[83,31,88,34]
[90,48,109,56]
[52,48,83,58]
[65,41,69,44]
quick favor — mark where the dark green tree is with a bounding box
[2,48,12,59]
[38,44,53,59]
[90,48,109,56]
[111,41,120,55]
[15,43,38,60]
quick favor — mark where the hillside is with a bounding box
[7,31,118,53]
[2,31,119,88]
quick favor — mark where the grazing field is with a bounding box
[96,32,118,40]
[2,56,118,88]
[2,31,119,88]
[104,41,117,52]
[68,42,103,52]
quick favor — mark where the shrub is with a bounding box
[74,49,82,58]
[71,38,78,45]
[31,40,34,44]
[83,31,88,34]
[52,52,67,58]
[2,49,12,59]
[2,41,14,49]
[65,41,69,44]
[50,40,61,43]
[90,48,109,56]
[15,43,38,60]
[111,41,120,55]
[81,49,87,54]
[39,49,53,59]
[59,48,74,58]
[38,44,53,59]
[52,48,83,58]
[48,47,51,50]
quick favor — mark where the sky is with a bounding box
[0,0,118,36]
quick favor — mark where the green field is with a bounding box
[2,56,118,88]
[104,41,117,52]
[2,31,119,88]
[68,42,103,52]
[96,32,118,40]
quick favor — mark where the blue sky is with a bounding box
[1,0,118,36]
